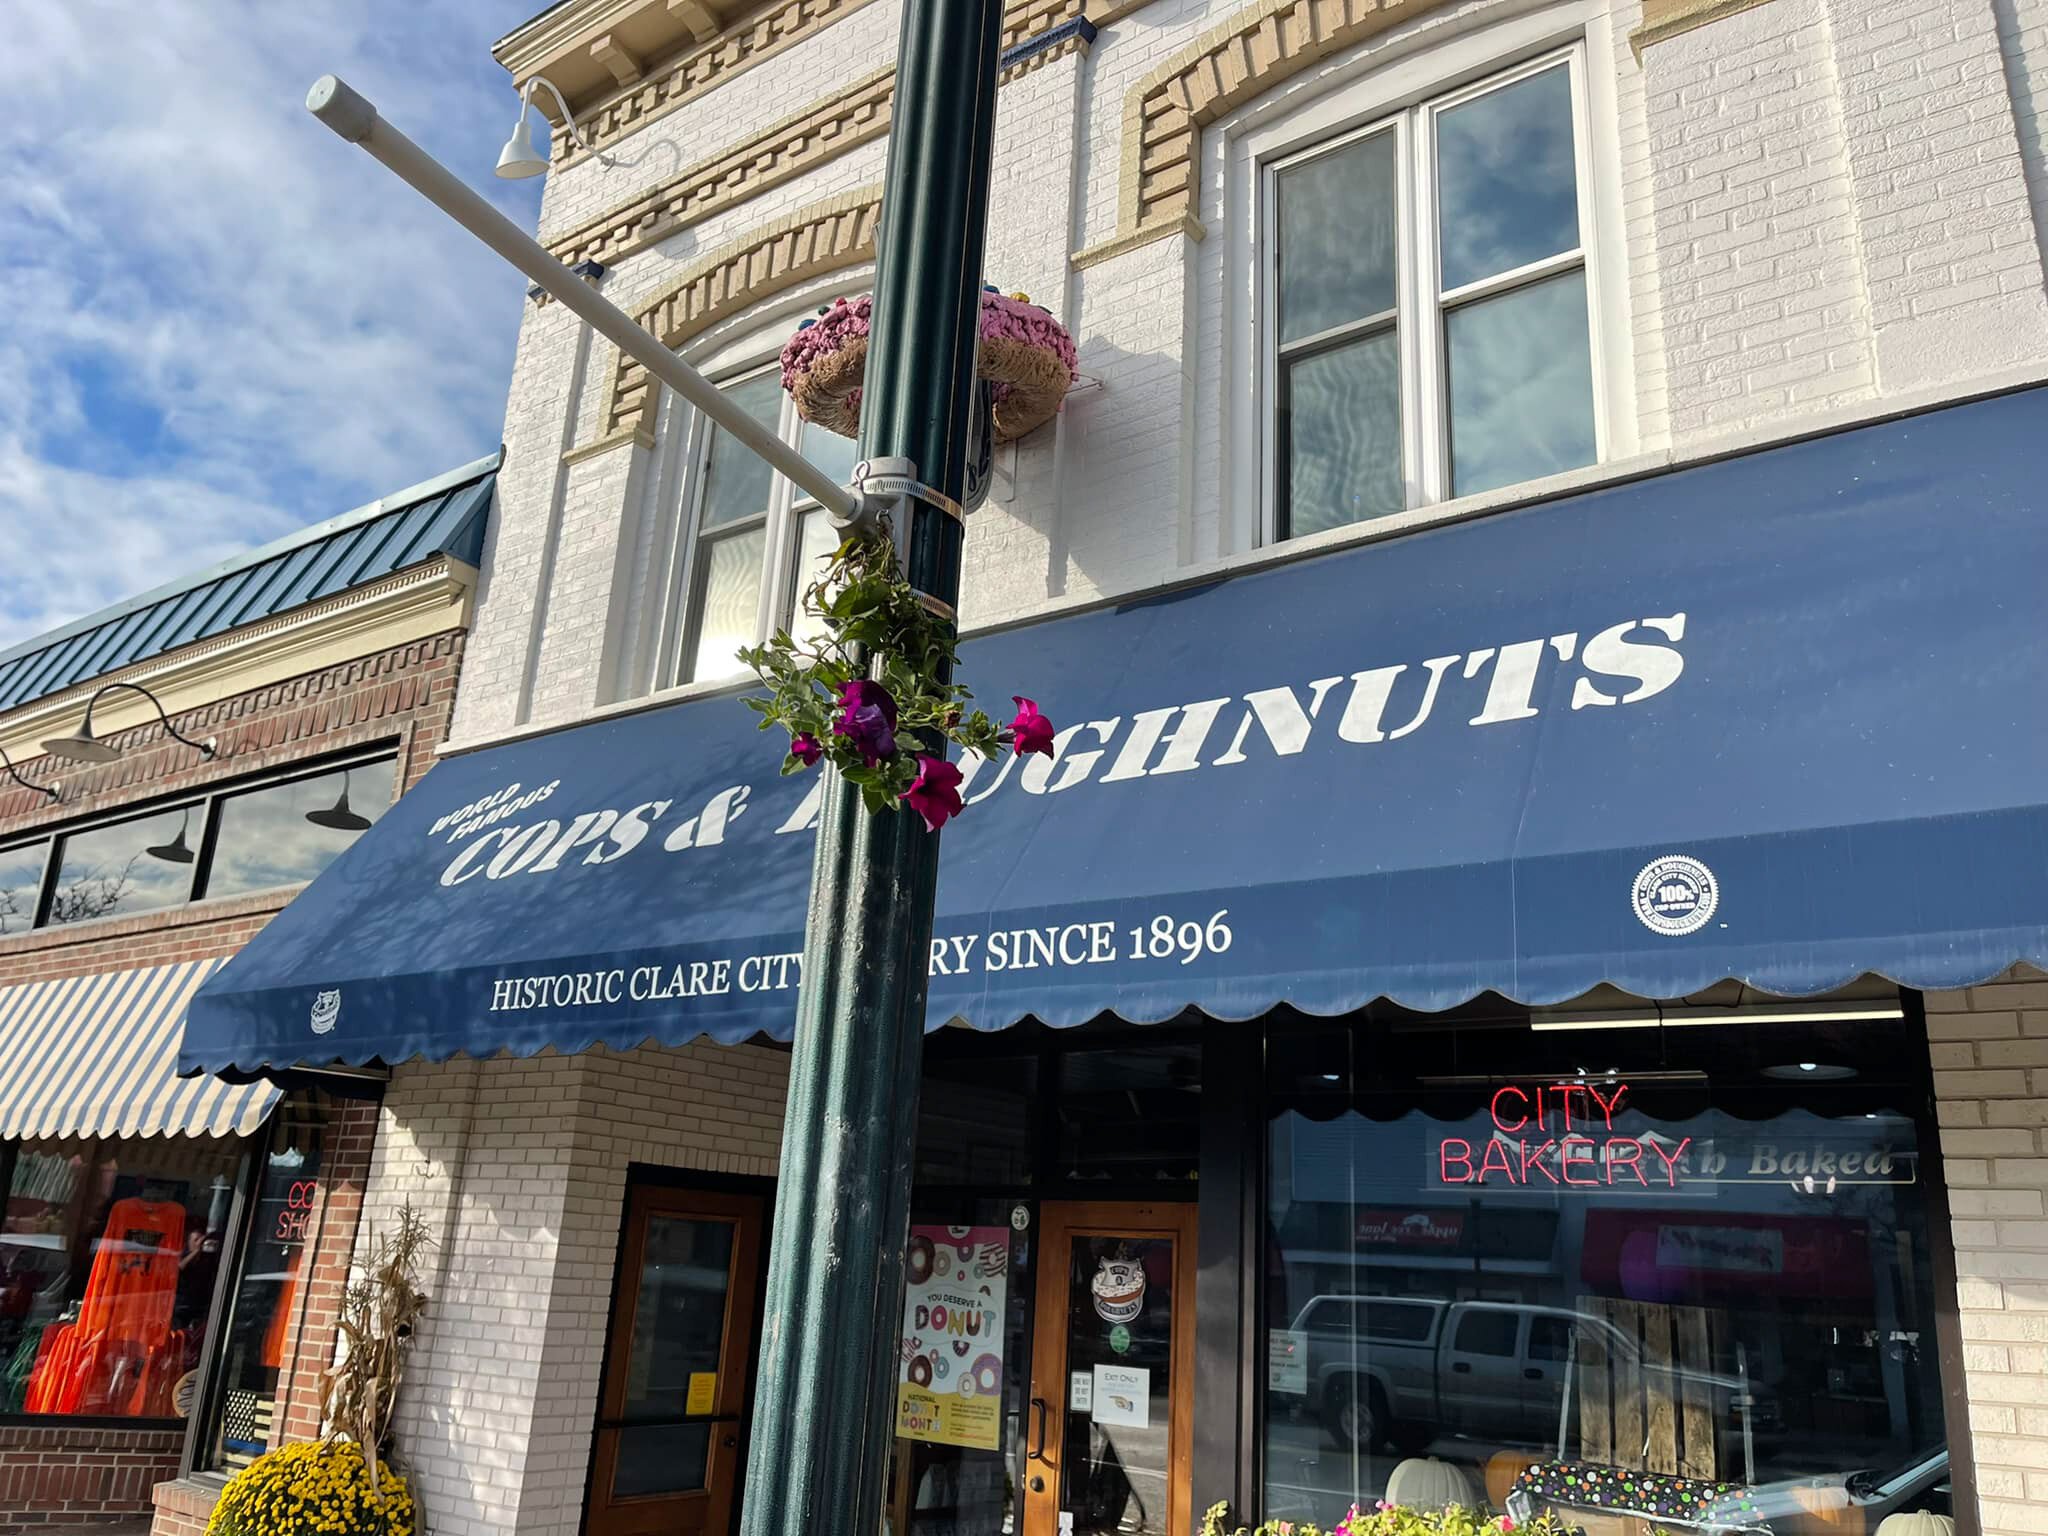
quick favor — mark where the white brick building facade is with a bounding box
[343,1,2048,1532]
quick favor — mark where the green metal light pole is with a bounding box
[737,3,1004,1535]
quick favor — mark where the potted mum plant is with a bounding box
[205,1206,430,1536]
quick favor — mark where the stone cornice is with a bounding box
[545,0,885,170]
[0,559,476,767]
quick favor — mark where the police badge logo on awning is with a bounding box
[1633,855,1719,937]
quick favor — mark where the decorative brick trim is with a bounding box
[1073,213,1207,271]
[598,187,882,441]
[548,0,885,169]
[1091,0,1455,265]
[532,0,1140,167]
[1628,0,1780,58]
[545,69,894,270]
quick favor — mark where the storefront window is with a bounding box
[0,841,47,934]
[1053,1046,1201,1184]
[47,806,201,926]
[202,760,397,901]
[1261,1016,1952,1527]
[917,1057,1038,1186]
[195,1095,330,1470]
[893,1199,1034,1536]
[1,1136,240,1419]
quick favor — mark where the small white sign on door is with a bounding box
[1069,1370,1094,1413]
[1090,1364,1150,1429]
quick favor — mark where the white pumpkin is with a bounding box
[1383,1457,1480,1509]
[1874,1516,1955,1536]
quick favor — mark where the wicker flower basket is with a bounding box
[781,287,1077,445]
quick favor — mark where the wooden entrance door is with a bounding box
[587,1184,765,1536]
[1023,1202,1197,1536]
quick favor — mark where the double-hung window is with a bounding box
[666,365,858,687]
[1267,47,1600,540]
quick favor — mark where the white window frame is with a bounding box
[643,305,862,693]
[1219,0,1633,554]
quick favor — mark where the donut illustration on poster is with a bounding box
[895,1224,1009,1451]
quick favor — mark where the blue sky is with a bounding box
[0,1,549,648]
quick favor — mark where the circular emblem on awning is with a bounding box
[309,989,341,1035]
[1633,855,1719,936]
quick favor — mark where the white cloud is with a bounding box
[0,0,545,649]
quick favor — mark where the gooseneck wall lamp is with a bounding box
[495,75,607,179]
[0,747,60,803]
[41,682,219,767]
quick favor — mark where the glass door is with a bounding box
[587,1184,765,1536]
[1023,1202,1197,1536]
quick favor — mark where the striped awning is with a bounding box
[0,959,278,1140]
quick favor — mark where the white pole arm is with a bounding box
[305,74,863,523]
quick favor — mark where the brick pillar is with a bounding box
[1927,968,2048,1534]
[271,1096,380,1444]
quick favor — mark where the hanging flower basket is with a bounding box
[781,286,1078,444]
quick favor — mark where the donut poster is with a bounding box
[895,1224,1009,1451]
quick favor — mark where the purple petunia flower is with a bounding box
[789,733,823,767]
[833,679,898,767]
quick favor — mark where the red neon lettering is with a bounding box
[1588,1084,1627,1128]
[1491,1086,1529,1133]
[1518,1139,1561,1184]
[1477,1138,1516,1183]
[1606,1137,1649,1186]
[1440,1139,1474,1183]
[1559,1136,1598,1186]
[1646,1136,1693,1187]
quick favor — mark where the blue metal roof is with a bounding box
[0,453,499,715]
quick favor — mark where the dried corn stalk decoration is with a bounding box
[322,1203,431,1499]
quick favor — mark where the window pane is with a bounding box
[699,372,782,528]
[198,1096,331,1470]
[1261,1018,1952,1526]
[1284,330,1403,537]
[915,1055,1039,1185]
[1278,131,1397,344]
[621,1215,736,1420]
[0,841,47,934]
[1436,64,1579,291]
[203,760,397,901]
[686,527,766,682]
[1445,267,1595,497]
[786,509,841,646]
[3,1136,241,1419]
[1053,1044,1201,1182]
[47,806,199,926]
[1451,1309,1517,1356]
[613,1422,712,1499]
[793,418,859,506]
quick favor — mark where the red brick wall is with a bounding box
[0,1425,183,1531]
[0,629,465,1533]
[0,630,464,987]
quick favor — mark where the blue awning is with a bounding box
[181,387,2048,1073]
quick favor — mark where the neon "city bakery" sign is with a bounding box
[1438,1083,1691,1188]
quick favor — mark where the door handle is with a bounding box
[1451,1362,1472,1374]
[1523,1368,1544,1381]
[1029,1396,1050,1462]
